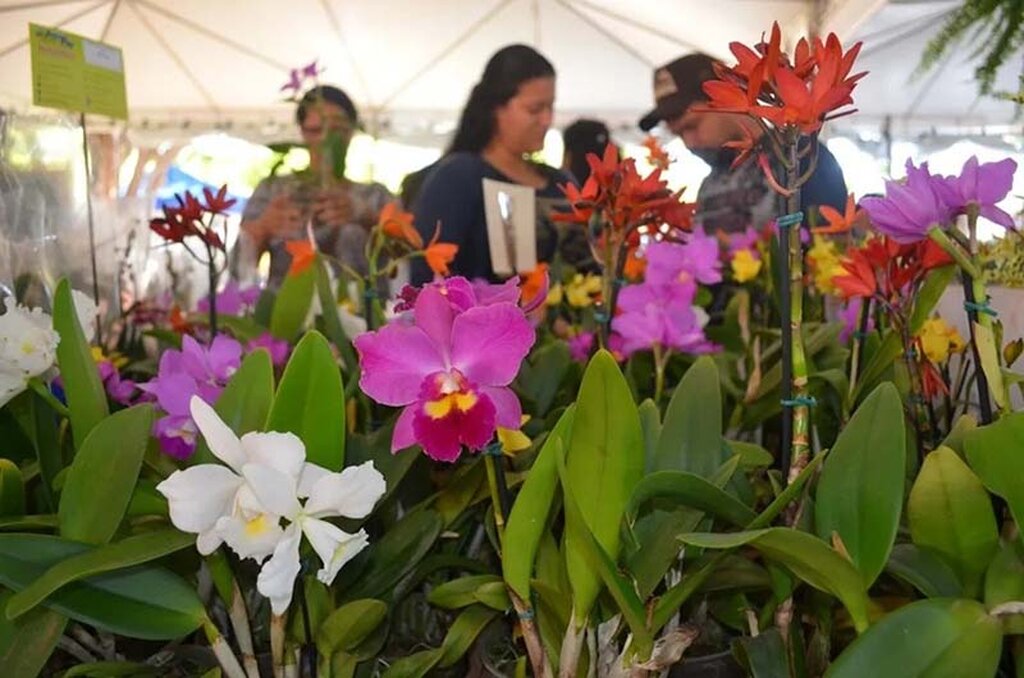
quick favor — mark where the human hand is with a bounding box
[243,194,303,244]
[312,186,354,226]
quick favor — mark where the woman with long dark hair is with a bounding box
[411,44,586,283]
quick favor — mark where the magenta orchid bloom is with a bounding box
[567,331,595,363]
[197,282,261,317]
[248,332,291,367]
[862,160,953,244]
[935,156,1018,229]
[355,285,535,462]
[645,231,723,286]
[395,275,543,315]
[838,298,874,344]
[612,281,717,357]
[139,334,242,458]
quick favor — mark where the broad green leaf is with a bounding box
[0,460,24,516]
[908,447,998,597]
[341,509,442,601]
[638,399,660,473]
[656,356,724,477]
[314,257,358,373]
[984,544,1024,634]
[563,350,644,622]
[726,440,774,469]
[942,414,977,457]
[346,418,419,508]
[517,340,571,416]
[885,544,962,598]
[626,471,756,527]
[735,628,791,678]
[193,349,274,465]
[216,315,268,343]
[58,404,153,545]
[974,323,1007,409]
[825,598,1001,678]
[53,279,108,449]
[963,411,1024,531]
[503,405,574,603]
[428,575,503,609]
[267,331,345,470]
[270,263,315,340]
[473,581,511,611]
[678,528,870,633]
[815,382,905,587]
[438,604,500,667]
[5,529,193,620]
[381,648,442,678]
[0,589,65,678]
[316,598,387,655]
[909,265,957,332]
[435,460,485,527]
[0,534,204,639]
[27,392,61,510]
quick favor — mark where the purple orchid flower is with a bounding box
[934,156,1018,230]
[568,332,595,363]
[612,280,718,357]
[838,298,875,344]
[862,160,954,244]
[395,276,542,315]
[354,285,535,462]
[248,332,291,367]
[726,227,761,257]
[197,282,261,317]
[644,231,723,287]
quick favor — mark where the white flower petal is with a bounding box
[300,517,369,585]
[156,465,242,535]
[0,368,27,409]
[196,529,224,556]
[216,513,284,562]
[242,463,302,519]
[190,396,245,471]
[71,289,97,339]
[257,523,302,615]
[304,461,386,519]
[297,463,332,498]
[0,303,59,378]
[240,431,306,480]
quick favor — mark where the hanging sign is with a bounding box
[29,23,128,120]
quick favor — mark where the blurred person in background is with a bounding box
[235,85,393,288]
[561,118,617,184]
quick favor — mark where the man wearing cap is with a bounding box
[639,53,848,234]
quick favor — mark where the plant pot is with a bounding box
[668,650,746,678]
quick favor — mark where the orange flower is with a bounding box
[642,136,671,171]
[285,239,316,276]
[814,193,863,234]
[169,305,192,334]
[423,226,458,277]
[623,247,647,281]
[832,249,876,298]
[378,201,422,249]
[521,263,549,306]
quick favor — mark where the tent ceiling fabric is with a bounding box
[0,0,1019,136]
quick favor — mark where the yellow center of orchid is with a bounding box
[424,391,478,419]
[244,514,270,537]
[19,340,36,356]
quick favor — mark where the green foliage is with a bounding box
[53,280,108,449]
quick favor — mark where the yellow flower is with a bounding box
[91,346,128,368]
[731,249,763,283]
[547,283,564,306]
[497,415,532,454]
[918,318,967,363]
[565,274,602,308]
[807,236,845,295]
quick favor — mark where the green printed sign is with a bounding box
[29,23,128,120]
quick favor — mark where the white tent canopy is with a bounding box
[0,0,1019,141]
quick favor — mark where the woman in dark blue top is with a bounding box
[411,45,586,284]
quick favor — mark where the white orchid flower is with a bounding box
[0,300,60,408]
[157,396,386,615]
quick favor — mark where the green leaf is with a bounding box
[270,264,316,340]
[53,279,109,449]
[314,258,358,373]
[678,528,870,633]
[735,628,791,678]
[381,648,443,678]
[473,581,511,611]
[941,414,977,457]
[517,341,572,417]
[437,604,500,667]
[217,315,269,343]
[503,405,574,603]
[26,392,62,510]
[316,598,387,655]
[815,382,905,587]
[192,349,274,465]
[824,598,1001,678]
[656,356,724,477]
[726,440,774,469]
[5,529,193,620]
[0,589,65,678]
[908,447,998,597]
[974,323,1007,409]
[267,331,345,470]
[984,544,1024,634]
[626,470,756,528]
[910,265,957,332]
[0,460,24,517]
[58,404,153,545]
[963,411,1024,531]
[342,509,442,602]
[0,534,204,639]
[638,398,661,473]
[346,419,419,508]
[428,575,503,609]
[563,350,644,622]
[885,544,963,598]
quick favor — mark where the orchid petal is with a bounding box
[239,431,307,480]
[300,518,370,585]
[391,406,417,453]
[976,158,1017,205]
[478,386,522,429]
[979,204,1017,230]
[256,523,302,615]
[215,512,284,562]
[156,465,242,538]
[297,463,332,498]
[413,286,454,363]
[304,461,386,519]
[242,463,302,520]
[189,396,245,471]
[353,324,446,406]
[450,303,535,387]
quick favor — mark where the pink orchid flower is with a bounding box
[354,285,535,462]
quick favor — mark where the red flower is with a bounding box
[203,185,237,215]
[833,249,876,298]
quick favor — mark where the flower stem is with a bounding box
[652,343,669,405]
[203,618,247,678]
[960,210,999,424]
[271,613,286,678]
[206,241,219,339]
[483,443,511,549]
[297,576,317,678]
[847,299,871,405]
[28,378,70,419]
